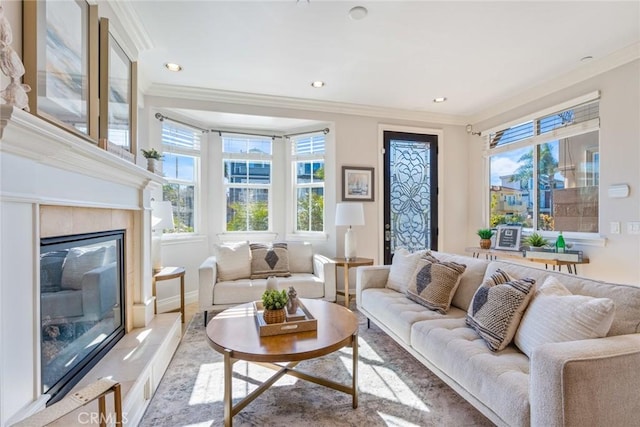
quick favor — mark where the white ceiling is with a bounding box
[126,1,640,126]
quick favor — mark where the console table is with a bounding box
[465,247,589,275]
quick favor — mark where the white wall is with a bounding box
[468,60,640,284]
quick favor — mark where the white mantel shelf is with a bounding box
[0,105,163,190]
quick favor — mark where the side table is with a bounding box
[333,257,374,307]
[153,266,186,323]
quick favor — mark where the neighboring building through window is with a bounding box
[488,98,599,233]
[223,135,272,231]
[162,122,201,233]
[291,133,325,232]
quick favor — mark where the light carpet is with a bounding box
[140,309,493,426]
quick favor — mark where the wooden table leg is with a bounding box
[352,332,358,408]
[224,349,233,427]
[152,278,157,314]
[343,266,350,308]
[180,275,185,323]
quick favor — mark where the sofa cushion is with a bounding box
[213,275,323,305]
[250,242,291,279]
[515,275,615,357]
[411,318,530,427]
[213,241,251,281]
[466,269,536,351]
[407,255,466,314]
[360,287,466,345]
[287,242,314,274]
[60,246,107,290]
[386,248,428,293]
[40,249,68,293]
[430,251,489,311]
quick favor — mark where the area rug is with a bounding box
[140,309,493,426]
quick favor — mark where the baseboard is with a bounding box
[155,290,198,314]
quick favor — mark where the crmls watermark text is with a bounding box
[77,412,128,424]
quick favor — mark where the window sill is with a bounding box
[161,233,207,245]
[284,232,329,242]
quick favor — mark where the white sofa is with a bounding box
[356,250,640,427]
[199,241,336,325]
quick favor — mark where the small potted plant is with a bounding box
[523,232,549,251]
[140,148,163,173]
[261,289,288,324]
[477,228,494,249]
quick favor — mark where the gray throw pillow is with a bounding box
[250,242,291,279]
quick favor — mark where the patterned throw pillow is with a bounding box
[514,276,615,358]
[407,255,467,314]
[250,242,291,279]
[466,269,536,351]
[386,248,429,293]
[213,241,251,281]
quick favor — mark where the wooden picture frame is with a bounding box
[99,18,137,158]
[23,0,99,141]
[342,166,374,201]
[494,225,523,251]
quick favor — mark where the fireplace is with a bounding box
[40,230,126,405]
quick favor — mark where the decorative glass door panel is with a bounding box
[383,131,438,264]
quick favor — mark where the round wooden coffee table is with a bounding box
[206,298,359,427]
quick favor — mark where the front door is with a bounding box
[383,131,438,264]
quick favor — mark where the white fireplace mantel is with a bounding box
[0,105,163,190]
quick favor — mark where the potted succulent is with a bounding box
[140,148,163,173]
[261,289,288,324]
[523,232,549,251]
[477,228,494,249]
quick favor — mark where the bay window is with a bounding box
[291,133,325,233]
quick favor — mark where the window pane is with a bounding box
[296,187,324,232]
[490,121,534,148]
[544,132,599,232]
[163,184,195,233]
[226,188,269,231]
[162,123,201,150]
[247,161,271,184]
[224,160,270,184]
[489,146,533,227]
[163,153,196,181]
[223,136,272,155]
[293,134,325,155]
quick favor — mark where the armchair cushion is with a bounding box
[287,242,314,273]
[250,242,291,279]
[386,247,428,293]
[60,246,106,290]
[213,241,251,281]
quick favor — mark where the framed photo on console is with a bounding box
[494,225,522,251]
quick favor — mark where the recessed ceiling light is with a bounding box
[164,62,183,72]
[349,6,368,20]
[311,81,325,88]
[433,97,447,103]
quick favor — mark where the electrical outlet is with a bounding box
[610,222,621,234]
[628,222,640,235]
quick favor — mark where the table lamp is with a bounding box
[335,202,365,261]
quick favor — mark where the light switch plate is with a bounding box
[610,222,621,234]
[628,222,640,235]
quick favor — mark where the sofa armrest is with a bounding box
[355,265,390,306]
[313,254,336,302]
[198,256,218,310]
[530,334,640,427]
[81,263,117,320]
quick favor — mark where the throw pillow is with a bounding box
[213,241,251,281]
[40,249,69,293]
[407,255,467,314]
[466,269,536,351]
[60,246,107,290]
[386,247,429,293]
[514,276,615,358]
[287,241,314,274]
[250,242,291,279]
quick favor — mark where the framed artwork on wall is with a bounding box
[494,225,523,251]
[23,0,99,140]
[342,166,375,201]
[99,17,137,158]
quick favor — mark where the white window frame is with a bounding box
[290,132,326,235]
[483,92,604,245]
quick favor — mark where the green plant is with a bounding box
[140,148,163,160]
[523,232,549,247]
[261,289,288,310]
[477,228,494,239]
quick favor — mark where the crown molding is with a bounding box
[106,0,154,55]
[468,42,640,125]
[144,84,465,126]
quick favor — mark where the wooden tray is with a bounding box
[253,300,317,337]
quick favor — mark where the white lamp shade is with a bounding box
[151,201,175,231]
[335,203,365,227]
